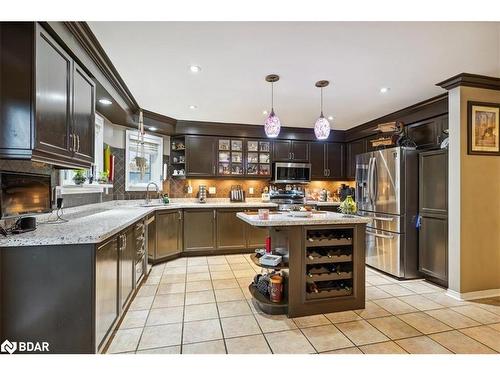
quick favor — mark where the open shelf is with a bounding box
[250,253,288,269]
[305,238,352,247]
[306,271,353,282]
[306,254,352,264]
[248,284,288,315]
[306,288,353,300]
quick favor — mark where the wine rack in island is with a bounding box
[285,224,365,317]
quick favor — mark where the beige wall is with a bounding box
[449,86,500,295]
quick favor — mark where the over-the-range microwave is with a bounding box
[271,162,311,184]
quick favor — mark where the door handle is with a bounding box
[373,216,393,222]
[366,229,394,239]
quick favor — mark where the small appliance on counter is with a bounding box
[198,185,207,203]
[261,186,271,202]
[338,184,355,201]
[229,185,245,202]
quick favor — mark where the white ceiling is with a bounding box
[89,22,500,130]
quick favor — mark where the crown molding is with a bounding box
[436,72,500,91]
[63,22,140,113]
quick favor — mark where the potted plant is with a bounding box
[338,195,357,217]
[72,169,87,186]
[98,171,109,184]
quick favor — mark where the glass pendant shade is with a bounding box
[264,110,281,138]
[314,114,330,140]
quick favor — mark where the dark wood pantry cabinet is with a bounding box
[0,22,96,168]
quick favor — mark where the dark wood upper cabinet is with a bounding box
[0,23,95,168]
[325,143,344,179]
[273,140,309,162]
[35,27,73,159]
[72,64,96,165]
[406,114,448,150]
[346,139,366,179]
[185,135,216,177]
[310,142,326,178]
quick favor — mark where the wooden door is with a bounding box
[183,209,217,252]
[346,139,366,179]
[186,136,216,176]
[156,210,183,258]
[72,63,95,166]
[326,143,344,179]
[291,141,310,162]
[418,216,448,284]
[310,142,326,179]
[216,209,247,250]
[273,140,292,161]
[35,25,73,159]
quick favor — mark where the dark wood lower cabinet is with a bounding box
[216,209,247,250]
[245,223,268,249]
[156,210,183,259]
[119,228,135,309]
[183,209,217,252]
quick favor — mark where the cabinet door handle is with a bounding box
[213,210,216,219]
[292,152,295,159]
[178,210,182,221]
[77,135,80,153]
[213,165,216,174]
[328,169,331,176]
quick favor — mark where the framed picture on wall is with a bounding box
[467,101,500,155]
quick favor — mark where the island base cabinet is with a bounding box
[245,224,268,250]
[0,244,94,353]
[216,209,247,250]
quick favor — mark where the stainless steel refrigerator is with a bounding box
[355,146,419,279]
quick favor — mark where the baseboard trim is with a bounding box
[446,288,500,301]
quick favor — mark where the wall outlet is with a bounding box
[187,185,193,194]
[209,186,216,194]
[249,187,254,195]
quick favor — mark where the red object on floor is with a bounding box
[265,236,271,253]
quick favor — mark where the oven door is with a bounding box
[272,162,311,183]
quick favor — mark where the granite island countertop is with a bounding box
[0,198,277,248]
[236,211,370,227]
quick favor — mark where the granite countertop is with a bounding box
[0,199,277,248]
[236,211,370,227]
[305,200,341,206]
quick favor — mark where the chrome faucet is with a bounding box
[146,182,160,204]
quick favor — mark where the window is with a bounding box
[125,129,164,191]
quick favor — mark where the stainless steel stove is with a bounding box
[269,187,305,211]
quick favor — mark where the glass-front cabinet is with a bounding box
[247,140,271,177]
[218,139,244,176]
[216,138,271,177]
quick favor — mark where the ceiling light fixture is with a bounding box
[264,74,281,138]
[262,110,268,115]
[189,105,198,110]
[189,65,201,73]
[148,127,158,131]
[327,116,333,121]
[98,98,112,105]
[380,87,390,94]
[314,80,331,140]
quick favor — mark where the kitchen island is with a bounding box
[237,211,370,317]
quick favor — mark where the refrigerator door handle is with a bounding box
[372,156,378,203]
[373,216,393,222]
[366,157,372,205]
[368,156,375,205]
[366,229,394,239]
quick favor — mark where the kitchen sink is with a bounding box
[138,202,167,207]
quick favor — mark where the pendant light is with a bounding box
[264,74,281,138]
[314,80,331,140]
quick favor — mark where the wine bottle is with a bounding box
[306,282,319,294]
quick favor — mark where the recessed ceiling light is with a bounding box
[189,105,198,110]
[263,110,268,115]
[380,87,390,94]
[98,98,112,105]
[189,65,201,73]
[148,127,158,131]
[327,116,333,121]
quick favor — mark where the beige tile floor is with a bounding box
[106,253,500,354]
